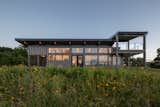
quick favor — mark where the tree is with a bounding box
[0,46,27,66]
[130,58,144,66]
[157,48,160,57]
[150,48,160,68]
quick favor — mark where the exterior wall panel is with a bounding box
[28,45,48,55]
[27,45,123,67]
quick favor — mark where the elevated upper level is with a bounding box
[111,31,147,42]
[111,31,147,56]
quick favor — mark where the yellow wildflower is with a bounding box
[112,86,116,90]
[55,90,59,93]
[96,85,100,89]
[105,83,109,87]
[122,83,126,87]
[11,96,14,101]
[20,87,24,91]
[105,93,109,97]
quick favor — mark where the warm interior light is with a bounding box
[41,55,45,57]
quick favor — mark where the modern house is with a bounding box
[15,31,147,67]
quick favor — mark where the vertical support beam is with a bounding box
[28,55,30,67]
[83,46,85,67]
[143,35,146,67]
[37,55,39,66]
[27,47,31,67]
[97,46,99,66]
[69,47,72,67]
[128,55,130,67]
[116,35,119,67]
[120,57,123,66]
[28,55,30,66]
[128,40,130,50]
[127,41,130,67]
[46,47,49,66]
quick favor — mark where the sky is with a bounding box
[0,0,160,61]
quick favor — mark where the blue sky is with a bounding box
[0,0,160,60]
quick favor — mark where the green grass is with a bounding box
[0,66,160,107]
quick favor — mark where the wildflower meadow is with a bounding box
[0,66,160,107]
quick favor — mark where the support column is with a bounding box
[97,47,99,66]
[83,47,85,67]
[27,48,31,67]
[116,35,119,67]
[46,47,49,66]
[127,41,130,67]
[121,56,124,66]
[37,55,39,66]
[128,55,130,67]
[69,47,72,67]
[28,55,30,67]
[128,40,130,50]
[143,35,146,67]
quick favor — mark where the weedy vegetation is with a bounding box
[0,66,160,107]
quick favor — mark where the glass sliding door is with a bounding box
[85,55,97,66]
[77,56,83,67]
[72,56,77,66]
[72,55,83,67]
[39,55,47,66]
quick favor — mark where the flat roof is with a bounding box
[15,31,148,46]
[111,31,148,42]
[15,38,114,46]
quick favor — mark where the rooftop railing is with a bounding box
[113,42,143,50]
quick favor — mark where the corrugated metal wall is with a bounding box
[27,45,123,67]
[28,45,48,55]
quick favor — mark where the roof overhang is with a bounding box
[15,38,114,46]
[111,31,148,42]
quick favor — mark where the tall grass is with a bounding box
[0,66,160,107]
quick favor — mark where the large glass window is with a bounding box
[72,48,83,53]
[85,55,97,66]
[99,48,112,54]
[99,48,108,53]
[48,55,69,61]
[108,48,112,53]
[108,56,112,65]
[85,48,97,53]
[48,48,70,54]
[112,55,121,66]
[112,55,116,66]
[48,55,70,67]
[99,55,108,65]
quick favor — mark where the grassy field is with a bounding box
[0,66,160,107]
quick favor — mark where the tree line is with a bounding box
[0,46,27,66]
